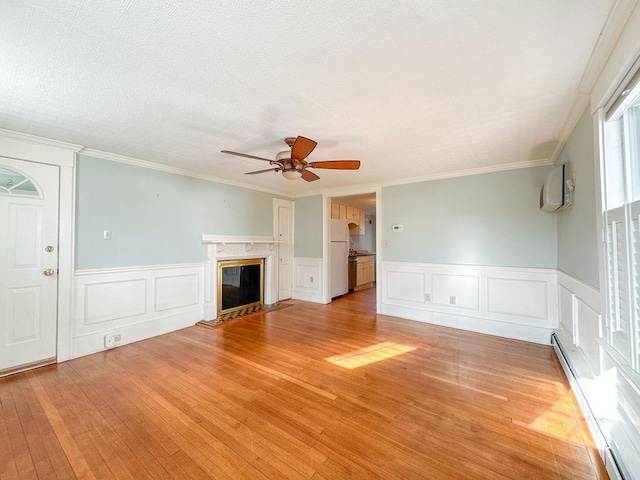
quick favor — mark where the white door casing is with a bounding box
[274,199,294,301]
[0,157,60,373]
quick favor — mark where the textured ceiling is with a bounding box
[0,1,618,196]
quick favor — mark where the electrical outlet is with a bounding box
[104,333,121,348]
[425,293,431,302]
[449,295,456,305]
[381,240,388,248]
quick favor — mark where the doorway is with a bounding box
[0,157,60,374]
[326,192,378,308]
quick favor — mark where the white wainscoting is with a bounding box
[292,257,324,303]
[553,273,640,480]
[380,261,558,344]
[554,271,602,374]
[73,263,204,357]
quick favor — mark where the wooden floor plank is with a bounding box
[0,287,607,479]
[0,378,21,480]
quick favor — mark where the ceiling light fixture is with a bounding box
[282,169,302,180]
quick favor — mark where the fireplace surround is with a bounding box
[202,235,278,321]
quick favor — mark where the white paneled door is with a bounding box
[275,199,294,301]
[0,157,59,373]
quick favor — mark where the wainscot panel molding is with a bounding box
[554,271,602,374]
[73,263,204,358]
[380,261,559,344]
[292,257,324,303]
[553,272,640,480]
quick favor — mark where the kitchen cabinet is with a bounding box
[331,202,340,219]
[332,201,365,235]
[354,210,365,236]
[331,202,366,235]
[346,205,359,221]
[349,219,365,236]
[356,255,375,288]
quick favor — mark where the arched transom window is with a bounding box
[0,166,40,197]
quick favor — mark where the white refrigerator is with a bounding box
[331,219,350,298]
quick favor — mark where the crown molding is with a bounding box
[0,128,83,151]
[292,158,552,198]
[548,92,591,166]
[80,148,291,197]
[379,158,552,188]
[578,0,638,94]
[549,0,639,164]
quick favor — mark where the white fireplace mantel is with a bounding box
[202,234,279,245]
[201,235,279,320]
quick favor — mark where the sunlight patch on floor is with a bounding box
[326,342,416,369]
[515,393,594,447]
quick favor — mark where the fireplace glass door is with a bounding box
[217,258,264,315]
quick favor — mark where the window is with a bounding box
[0,167,39,197]
[602,66,640,371]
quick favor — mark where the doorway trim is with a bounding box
[322,185,382,311]
[0,128,81,364]
[273,198,294,300]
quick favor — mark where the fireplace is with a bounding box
[217,258,264,316]
[201,235,278,321]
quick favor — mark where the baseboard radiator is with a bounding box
[551,333,627,480]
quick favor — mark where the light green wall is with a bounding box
[381,166,557,268]
[556,107,599,288]
[75,155,285,269]
[293,195,323,258]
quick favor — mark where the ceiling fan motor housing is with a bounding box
[275,150,291,162]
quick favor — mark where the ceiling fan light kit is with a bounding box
[282,169,302,180]
[221,136,361,182]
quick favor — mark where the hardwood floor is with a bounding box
[1,288,607,479]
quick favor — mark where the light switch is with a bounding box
[103,230,112,240]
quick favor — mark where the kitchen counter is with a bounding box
[349,252,375,260]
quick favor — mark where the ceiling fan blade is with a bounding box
[291,136,317,160]
[302,169,320,182]
[308,160,361,170]
[244,168,279,175]
[221,150,274,163]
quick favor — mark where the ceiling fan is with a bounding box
[221,136,360,182]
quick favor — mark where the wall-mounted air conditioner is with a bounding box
[540,162,573,212]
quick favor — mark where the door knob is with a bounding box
[43,268,55,276]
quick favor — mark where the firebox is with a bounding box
[217,258,264,316]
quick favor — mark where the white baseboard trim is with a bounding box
[380,261,558,344]
[380,304,553,344]
[72,309,200,358]
[72,263,204,358]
